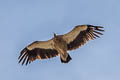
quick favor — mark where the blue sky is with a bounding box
[0,0,120,80]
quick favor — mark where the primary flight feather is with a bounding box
[18,25,104,65]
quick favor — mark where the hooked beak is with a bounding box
[53,32,57,37]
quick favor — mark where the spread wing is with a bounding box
[62,25,104,50]
[18,39,58,65]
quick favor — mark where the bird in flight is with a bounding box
[18,25,104,65]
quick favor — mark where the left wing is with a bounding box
[62,25,104,50]
[18,39,59,65]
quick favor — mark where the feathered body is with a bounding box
[18,25,104,65]
[53,34,72,63]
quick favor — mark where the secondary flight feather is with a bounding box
[18,25,104,65]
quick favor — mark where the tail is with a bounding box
[60,54,72,63]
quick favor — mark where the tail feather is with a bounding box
[60,54,72,63]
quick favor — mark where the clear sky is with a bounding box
[0,0,120,80]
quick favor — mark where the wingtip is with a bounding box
[18,47,29,66]
[95,27,104,32]
[87,25,104,28]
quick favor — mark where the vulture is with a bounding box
[18,25,104,65]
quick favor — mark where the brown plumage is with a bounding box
[18,25,104,65]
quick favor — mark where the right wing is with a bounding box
[62,25,104,50]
